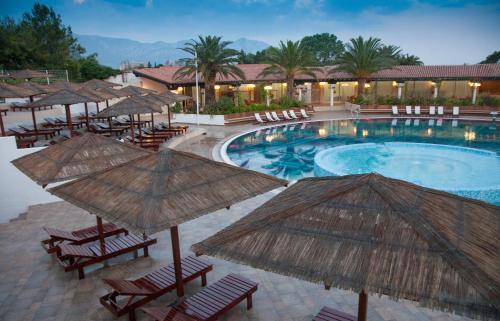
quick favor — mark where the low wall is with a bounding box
[360,104,498,114]
[172,113,225,125]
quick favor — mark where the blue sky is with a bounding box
[2,0,500,64]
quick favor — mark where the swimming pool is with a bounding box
[223,118,500,204]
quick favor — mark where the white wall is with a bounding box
[172,113,225,125]
[0,137,60,223]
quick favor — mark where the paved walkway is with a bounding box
[0,111,478,321]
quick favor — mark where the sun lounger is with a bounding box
[289,110,300,120]
[300,108,311,119]
[42,223,128,253]
[271,111,283,121]
[452,106,460,117]
[101,256,213,321]
[414,106,421,116]
[254,113,267,124]
[429,106,436,116]
[264,111,277,122]
[282,110,293,121]
[437,106,444,116]
[1,108,8,116]
[391,106,399,116]
[141,273,258,321]
[9,127,55,140]
[405,106,412,115]
[56,234,157,279]
[312,306,356,321]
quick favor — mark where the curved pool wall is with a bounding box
[222,118,500,204]
[314,142,500,203]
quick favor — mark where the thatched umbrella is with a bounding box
[192,173,500,321]
[12,133,152,252]
[155,91,192,128]
[10,69,52,81]
[17,82,50,101]
[80,79,118,90]
[0,83,39,135]
[118,86,157,97]
[77,87,117,128]
[97,96,164,143]
[28,89,96,137]
[46,82,82,93]
[49,149,288,297]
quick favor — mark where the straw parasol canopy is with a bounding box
[16,82,50,95]
[118,85,157,96]
[12,133,151,186]
[158,90,192,102]
[0,83,38,98]
[96,86,128,98]
[97,96,163,117]
[10,69,51,80]
[192,173,500,321]
[29,89,94,107]
[46,82,82,93]
[80,79,118,90]
[49,149,288,296]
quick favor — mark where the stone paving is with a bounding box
[0,111,481,321]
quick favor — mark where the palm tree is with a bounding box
[258,40,322,99]
[397,54,424,66]
[332,37,400,96]
[175,36,245,107]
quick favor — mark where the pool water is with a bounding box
[224,118,500,204]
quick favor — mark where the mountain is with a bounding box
[76,34,270,68]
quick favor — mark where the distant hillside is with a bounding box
[76,35,270,68]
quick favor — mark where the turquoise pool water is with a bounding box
[224,118,500,204]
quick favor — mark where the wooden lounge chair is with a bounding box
[391,106,399,116]
[300,108,311,119]
[41,223,128,253]
[312,306,356,321]
[100,256,213,321]
[56,234,157,279]
[141,273,258,321]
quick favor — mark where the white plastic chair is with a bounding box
[437,106,444,116]
[289,110,300,120]
[452,106,460,117]
[300,109,311,119]
[391,106,399,116]
[414,106,421,116]
[265,111,277,122]
[271,111,282,121]
[254,113,266,124]
[429,106,436,116]
[282,110,293,121]
[405,106,412,115]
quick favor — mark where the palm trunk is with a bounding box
[287,78,294,99]
[357,78,366,96]
[205,77,217,106]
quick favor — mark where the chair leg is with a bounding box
[143,246,149,257]
[201,273,207,287]
[128,310,136,321]
[78,267,85,280]
[246,293,253,310]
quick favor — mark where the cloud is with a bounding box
[73,0,85,4]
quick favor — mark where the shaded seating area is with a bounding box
[41,222,128,253]
[100,256,213,321]
[56,234,157,279]
[312,306,356,321]
[141,273,258,321]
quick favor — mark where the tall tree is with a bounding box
[175,35,245,106]
[300,33,344,65]
[479,51,500,64]
[332,37,400,96]
[397,54,424,66]
[258,40,321,98]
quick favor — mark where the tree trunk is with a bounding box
[287,78,294,99]
[205,77,217,106]
[357,78,366,96]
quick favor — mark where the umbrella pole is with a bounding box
[108,117,113,136]
[96,102,100,114]
[31,108,37,131]
[138,114,142,142]
[151,112,154,136]
[357,289,367,321]
[96,216,106,254]
[129,115,135,144]
[65,104,73,137]
[106,99,109,108]
[170,226,184,297]
[84,103,89,130]
[0,112,5,136]
[167,104,171,128]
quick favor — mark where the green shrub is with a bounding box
[170,103,181,113]
[277,96,302,108]
[477,94,500,107]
